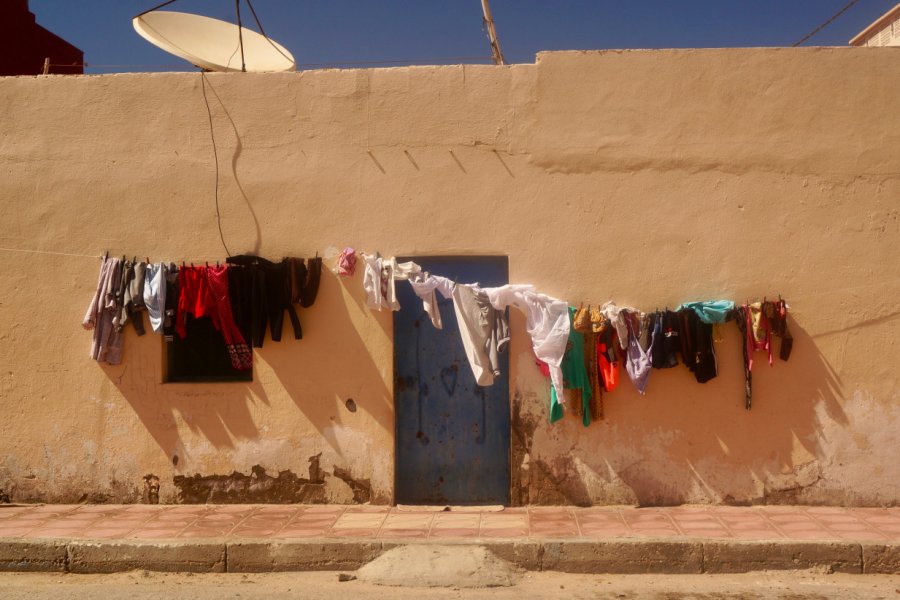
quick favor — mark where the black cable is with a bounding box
[792,0,863,46]
[235,0,247,72]
[200,72,232,257]
[136,0,180,18]
[245,0,295,64]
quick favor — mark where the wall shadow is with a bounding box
[256,268,394,457]
[514,311,852,507]
[105,343,269,466]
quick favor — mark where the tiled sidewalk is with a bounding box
[0,504,898,542]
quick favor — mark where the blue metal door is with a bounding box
[394,256,510,505]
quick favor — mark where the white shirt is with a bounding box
[408,272,455,329]
[483,284,570,404]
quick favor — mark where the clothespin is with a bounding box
[205,261,209,268]
[216,260,220,268]
[146,257,150,264]
[182,261,186,268]
[104,250,109,261]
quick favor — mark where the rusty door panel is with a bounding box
[394,257,510,505]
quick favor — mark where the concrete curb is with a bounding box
[0,540,67,572]
[0,537,894,574]
[67,541,226,574]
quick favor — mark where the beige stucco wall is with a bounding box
[1,47,898,506]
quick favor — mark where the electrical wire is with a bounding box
[200,71,232,257]
[792,0,863,46]
[54,55,494,70]
[244,0,295,64]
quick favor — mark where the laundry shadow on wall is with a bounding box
[516,315,849,507]
[608,317,848,506]
[103,343,270,468]
[258,269,394,458]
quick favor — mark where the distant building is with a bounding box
[0,0,83,75]
[849,2,900,47]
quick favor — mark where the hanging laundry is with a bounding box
[288,256,322,309]
[337,247,357,277]
[176,266,214,339]
[408,272,455,329]
[451,284,509,386]
[113,259,133,333]
[122,260,147,336]
[679,308,718,383]
[361,253,400,311]
[623,312,652,394]
[600,301,640,350]
[551,307,593,426]
[747,301,773,368]
[770,298,793,361]
[648,310,680,369]
[225,255,308,346]
[82,256,124,364]
[162,264,179,342]
[207,266,252,370]
[676,300,735,324]
[733,306,753,409]
[142,262,168,334]
[597,327,620,392]
[573,304,603,419]
[483,285,569,408]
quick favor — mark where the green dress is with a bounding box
[549,306,592,426]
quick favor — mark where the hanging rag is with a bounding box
[484,284,569,407]
[624,312,653,395]
[451,284,509,386]
[82,256,124,364]
[549,307,593,426]
[676,300,736,324]
[408,272,455,329]
[337,247,357,277]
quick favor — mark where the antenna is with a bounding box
[480,0,506,65]
[133,2,295,73]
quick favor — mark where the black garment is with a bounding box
[769,298,793,362]
[288,256,322,308]
[649,310,679,369]
[227,264,263,347]
[227,255,320,347]
[162,264,179,343]
[678,308,717,384]
[732,307,753,410]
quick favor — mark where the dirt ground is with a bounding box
[0,570,897,600]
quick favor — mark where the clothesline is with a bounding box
[348,248,795,424]
[5,244,894,302]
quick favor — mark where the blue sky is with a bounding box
[30,0,898,73]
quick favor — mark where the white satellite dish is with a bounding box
[133,10,295,72]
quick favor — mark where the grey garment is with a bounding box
[128,261,147,335]
[624,318,652,395]
[143,262,166,333]
[82,257,124,364]
[122,261,147,336]
[114,261,134,332]
[451,285,509,386]
[129,262,147,309]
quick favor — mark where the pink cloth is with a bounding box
[82,257,124,364]
[338,247,357,277]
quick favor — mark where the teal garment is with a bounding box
[676,300,735,324]
[549,306,592,426]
